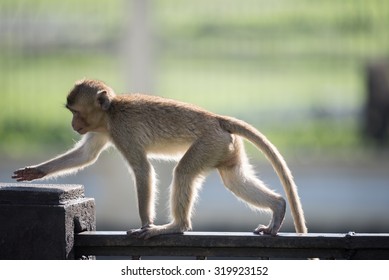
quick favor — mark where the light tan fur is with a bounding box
[13,79,307,238]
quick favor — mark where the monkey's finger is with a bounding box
[12,172,32,181]
[12,168,25,175]
[11,175,29,182]
[12,169,27,180]
[12,168,43,181]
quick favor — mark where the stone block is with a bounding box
[0,183,95,259]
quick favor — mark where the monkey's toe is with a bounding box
[254,225,278,236]
[127,229,140,235]
[128,224,185,239]
[127,228,149,238]
[127,225,161,239]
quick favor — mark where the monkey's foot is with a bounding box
[127,224,152,236]
[254,215,284,236]
[254,225,278,236]
[255,198,285,236]
[254,218,283,236]
[127,223,185,239]
[254,213,285,236]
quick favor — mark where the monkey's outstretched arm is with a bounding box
[12,132,110,181]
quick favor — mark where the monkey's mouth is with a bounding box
[76,128,86,134]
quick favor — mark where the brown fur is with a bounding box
[13,79,307,238]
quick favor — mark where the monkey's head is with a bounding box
[66,79,115,134]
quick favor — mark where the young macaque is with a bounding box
[13,79,307,238]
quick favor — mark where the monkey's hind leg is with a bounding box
[218,141,286,236]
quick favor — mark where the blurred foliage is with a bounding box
[0,0,388,158]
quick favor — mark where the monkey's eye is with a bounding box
[65,104,78,114]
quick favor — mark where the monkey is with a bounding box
[12,79,307,239]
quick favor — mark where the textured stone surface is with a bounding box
[0,183,85,205]
[0,183,95,259]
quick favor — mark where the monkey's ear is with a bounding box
[96,90,112,111]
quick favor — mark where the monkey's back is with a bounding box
[106,94,225,155]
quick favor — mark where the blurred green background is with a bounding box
[2,0,388,157]
[1,0,389,233]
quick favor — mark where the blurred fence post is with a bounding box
[0,183,95,260]
[123,0,155,93]
[365,60,389,143]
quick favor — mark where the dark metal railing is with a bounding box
[74,231,389,260]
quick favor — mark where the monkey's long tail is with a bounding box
[219,116,307,234]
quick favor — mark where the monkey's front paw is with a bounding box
[12,166,46,182]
